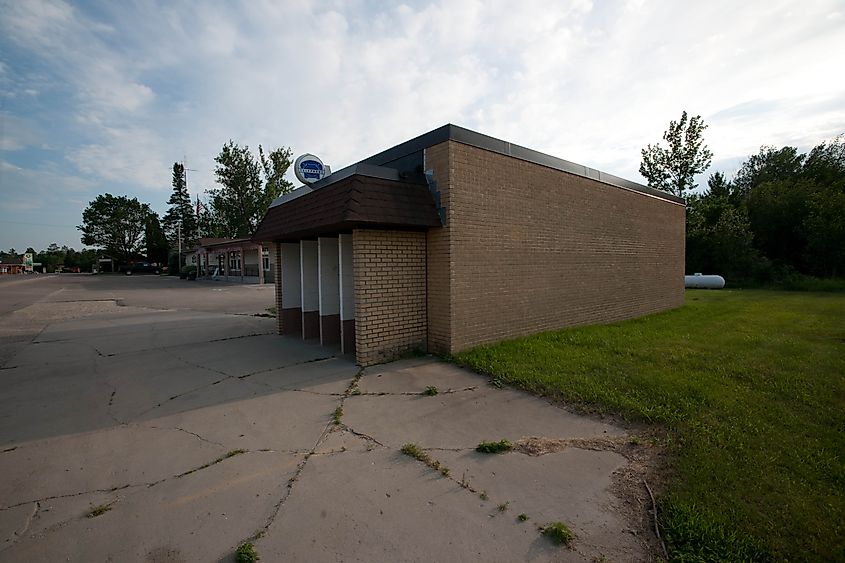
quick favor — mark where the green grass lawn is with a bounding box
[455,290,845,562]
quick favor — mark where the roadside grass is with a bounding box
[454,289,845,561]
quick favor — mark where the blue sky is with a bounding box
[1,0,843,252]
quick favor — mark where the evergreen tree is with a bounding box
[162,162,198,255]
[145,213,169,265]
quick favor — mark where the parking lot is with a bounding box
[0,275,657,562]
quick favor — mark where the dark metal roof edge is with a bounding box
[275,124,683,206]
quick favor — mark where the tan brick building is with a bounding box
[254,125,685,366]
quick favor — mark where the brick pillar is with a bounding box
[273,243,283,335]
[240,247,245,282]
[352,229,427,366]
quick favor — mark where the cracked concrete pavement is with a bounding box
[0,275,659,562]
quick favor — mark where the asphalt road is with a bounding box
[0,275,657,562]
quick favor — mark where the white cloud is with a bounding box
[0,112,41,150]
[0,159,95,212]
[1,0,844,249]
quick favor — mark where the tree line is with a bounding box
[2,244,100,273]
[641,112,844,284]
[77,142,294,269]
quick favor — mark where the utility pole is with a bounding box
[177,220,182,270]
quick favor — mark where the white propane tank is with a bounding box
[685,273,726,289]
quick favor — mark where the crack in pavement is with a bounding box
[135,352,342,419]
[247,369,365,543]
[0,501,39,554]
[0,447,271,513]
[335,424,385,448]
[139,424,225,447]
[349,386,479,397]
[34,330,276,356]
[0,484,140,512]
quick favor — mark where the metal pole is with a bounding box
[178,220,182,269]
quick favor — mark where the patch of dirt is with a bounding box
[515,433,670,561]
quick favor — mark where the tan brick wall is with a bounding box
[424,142,453,355]
[352,229,427,366]
[433,140,686,353]
[273,242,283,335]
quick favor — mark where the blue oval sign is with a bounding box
[295,154,326,184]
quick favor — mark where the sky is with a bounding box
[1,0,843,252]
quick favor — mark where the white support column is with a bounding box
[338,234,355,355]
[318,237,340,347]
[257,243,265,285]
[280,243,302,335]
[300,240,319,339]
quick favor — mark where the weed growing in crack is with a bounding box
[489,377,504,389]
[479,491,489,501]
[400,443,451,477]
[332,406,343,425]
[423,386,439,396]
[497,501,510,512]
[400,443,429,462]
[518,513,529,522]
[86,503,113,518]
[235,541,260,562]
[541,521,575,546]
[476,439,513,453]
[350,386,362,395]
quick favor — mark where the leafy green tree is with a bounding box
[640,111,713,196]
[685,174,763,281]
[162,162,198,253]
[208,141,294,237]
[77,194,152,265]
[733,146,804,196]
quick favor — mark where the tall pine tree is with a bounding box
[163,162,198,257]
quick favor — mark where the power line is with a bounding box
[2,220,78,228]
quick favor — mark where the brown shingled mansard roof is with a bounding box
[252,172,441,243]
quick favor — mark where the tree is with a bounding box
[733,146,804,196]
[77,194,152,265]
[685,174,763,282]
[640,111,713,197]
[207,141,294,237]
[162,162,198,254]
[145,213,169,265]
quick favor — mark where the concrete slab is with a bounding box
[432,448,648,561]
[0,359,115,445]
[2,451,301,562]
[360,357,484,394]
[140,386,344,452]
[247,357,358,395]
[0,275,657,562]
[35,310,274,357]
[259,448,583,563]
[173,334,334,378]
[342,387,624,449]
[0,424,224,508]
